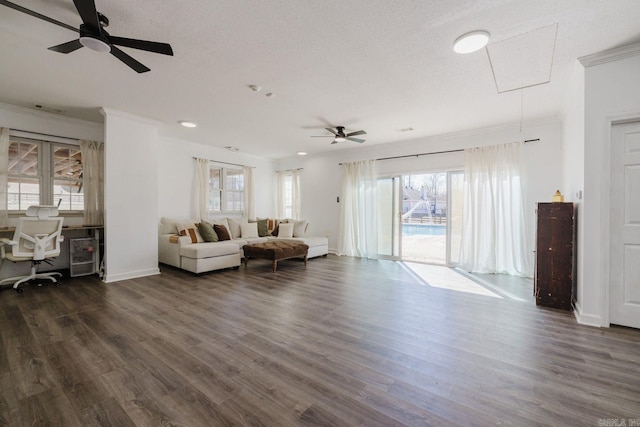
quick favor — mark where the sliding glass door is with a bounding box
[377,176,401,258]
[377,171,463,265]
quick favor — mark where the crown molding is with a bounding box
[579,42,640,67]
[100,107,161,127]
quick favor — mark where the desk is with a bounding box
[0,225,103,279]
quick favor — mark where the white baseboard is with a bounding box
[573,301,604,327]
[104,268,160,283]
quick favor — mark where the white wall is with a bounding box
[102,109,160,282]
[157,137,275,220]
[277,119,563,254]
[560,61,586,322]
[578,47,640,326]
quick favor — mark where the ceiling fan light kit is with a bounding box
[453,30,490,54]
[312,126,367,144]
[79,36,110,52]
[1,0,173,73]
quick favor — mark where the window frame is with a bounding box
[207,163,245,216]
[7,136,84,216]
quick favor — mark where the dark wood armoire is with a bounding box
[535,202,575,310]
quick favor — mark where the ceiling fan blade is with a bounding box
[310,135,333,138]
[110,46,150,73]
[346,137,365,143]
[325,127,338,136]
[110,36,174,56]
[0,0,77,32]
[73,0,100,32]
[48,39,83,54]
[346,130,367,137]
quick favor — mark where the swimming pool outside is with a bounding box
[402,223,446,236]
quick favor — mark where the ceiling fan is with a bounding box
[312,126,367,144]
[0,0,173,73]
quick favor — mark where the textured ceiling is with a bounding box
[1,0,639,159]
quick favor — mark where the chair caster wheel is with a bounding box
[15,288,24,293]
[54,282,60,287]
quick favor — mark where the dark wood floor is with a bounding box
[1,255,639,426]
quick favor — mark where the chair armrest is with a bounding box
[0,238,17,246]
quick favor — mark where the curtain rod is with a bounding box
[193,157,254,168]
[9,127,80,142]
[276,168,304,173]
[338,138,539,165]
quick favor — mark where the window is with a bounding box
[208,165,244,214]
[7,137,83,212]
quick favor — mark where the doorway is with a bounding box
[377,171,463,265]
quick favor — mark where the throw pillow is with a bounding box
[211,217,230,233]
[250,218,269,237]
[198,221,218,242]
[226,217,247,239]
[292,220,308,237]
[177,221,204,243]
[277,223,294,238]
[263,218,280,234]
[240,222,259,238]
[213,224,231,241]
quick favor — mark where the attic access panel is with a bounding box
[487,24,558,93]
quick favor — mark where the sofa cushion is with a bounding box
[291,220,307,237]
[250,218,269,237]
[226,217,247,239]
[214,224,231,241]
[211,217,230,231]
[240,222,259,238]
[181,242,239,259]
[278,223,294,238]
[177,221,204,243]
[198,221,218,242]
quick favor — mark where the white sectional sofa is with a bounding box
[158,217,328,274]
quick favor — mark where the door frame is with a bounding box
[376,175,402,261]
[377,170,462,265]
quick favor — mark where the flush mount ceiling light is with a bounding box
[178,121,197,128]
[297,151,307,156]
[453,30,490,54]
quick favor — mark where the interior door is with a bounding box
[610,120,640,328]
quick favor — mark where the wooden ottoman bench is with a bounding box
[243,241,309,272]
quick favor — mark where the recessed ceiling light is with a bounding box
[453,30,490,54]
[297,151,307,156]
[178,121,197,128]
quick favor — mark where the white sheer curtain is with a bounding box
[459,142,532,277]
[192,158,209,220]
[79,140,104,225]
[243,165,254,219]
[337,160,378,258]
[276,170,285,218]
[291,168,301,220]
[0,128,10,228]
